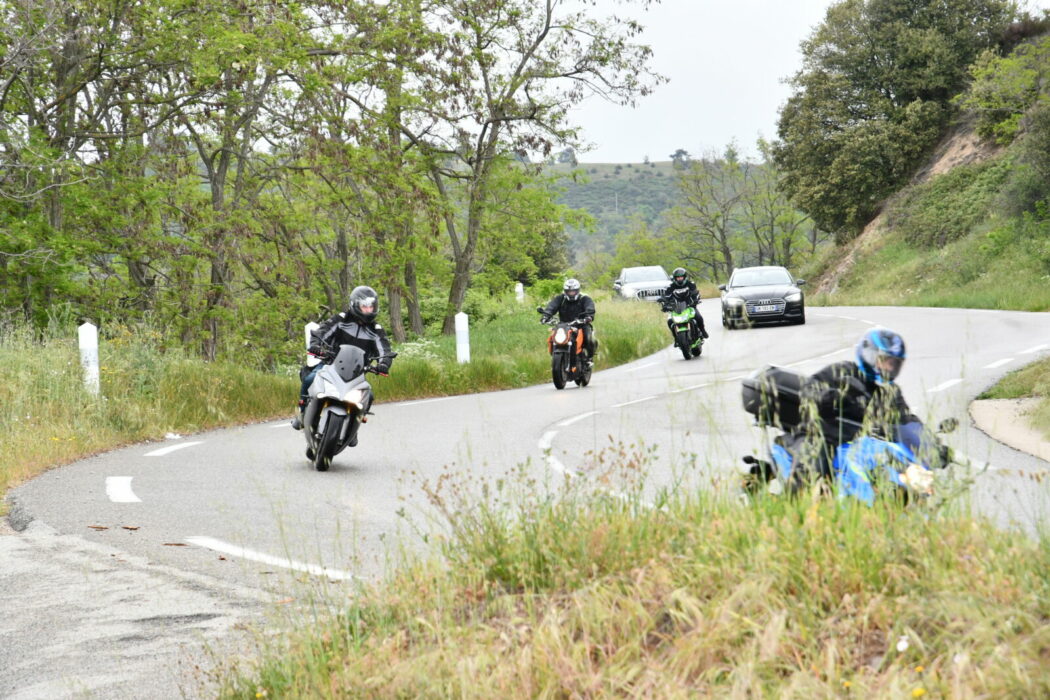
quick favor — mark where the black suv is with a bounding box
[719,266,805,329]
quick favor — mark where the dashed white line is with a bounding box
[400,396,456,407]
[626,361,659,373]
[186,536,355,581]
[558,411,597,427]
[671,382,713,394]
[144,441,203,457]
[983,358,1014,369]
[1020,344,1048,355]
[929,378,963,393]
[612,395,657,408]
[105,477,141,503]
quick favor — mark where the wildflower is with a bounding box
[915,665,924,673]
[911,689,926,698]
[897,635,910,652]
[842,680,852,688]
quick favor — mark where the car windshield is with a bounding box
[622,267,669,283]
[731,268,793,287]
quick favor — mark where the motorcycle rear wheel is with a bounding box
[314,414,344,471]
[551,353,567,389]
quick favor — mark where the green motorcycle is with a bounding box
[663,296,703,360]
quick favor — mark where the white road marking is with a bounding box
[929,378,963,393]
[818,346,852,359]
[400,396,456,407]
[270,422,291,429]
[671,383,712,394]
[144,441,203,457]
[547,455,570,476]
[1020,344,1048,354]
[105,477,141,503]
[728,375,746,381]
[612,395,657,408]
[626,361,658,373]
[186,536,355,581]
[538,431,557,450]
[983,358,1014,369]
[558,411,597,427]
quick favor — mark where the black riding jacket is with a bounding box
[542,293,596,323]
[800,360,919,445]
[661,280,700,307]
[309,310,394,371]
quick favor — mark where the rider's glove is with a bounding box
[376,361,391,375]
[541,315,551,324]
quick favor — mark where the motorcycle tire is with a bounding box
[551,353,567,390]
[692,340,702,357]
[676,330,692,360]
[314,413,344,471]
[576,357,592,387]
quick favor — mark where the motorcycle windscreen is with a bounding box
[332,345,367,382]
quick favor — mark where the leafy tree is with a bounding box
[957,34,1050,143]
[774,0,1015,242]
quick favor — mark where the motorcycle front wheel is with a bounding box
[676,330,692,360]
[314,413,345,471]
[576,354,592,387]
[551,352,567,390]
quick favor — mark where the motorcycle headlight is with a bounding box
[554,327,568,344]
[785,292,802,303]
[901,463,934,495]
[343,387,367,406]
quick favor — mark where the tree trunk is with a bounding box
[387,286,406,342]
[405,260,424,335]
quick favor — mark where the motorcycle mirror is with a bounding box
[937,417,959,434]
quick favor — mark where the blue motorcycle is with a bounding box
[740,365,956,504]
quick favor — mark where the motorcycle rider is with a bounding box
[783,327,929,486]
[540,278,597,365]
[292,285,394,431]
[660,267,709,339]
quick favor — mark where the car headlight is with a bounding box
[725,296,744,307]
[785,292,802,303]
[343,387,367,406]
[554,327,568,344]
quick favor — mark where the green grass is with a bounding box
[215,459,1050,698]
[977,355,1050,440]
[0,298,669,500]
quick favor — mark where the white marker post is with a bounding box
[78,322,100,396]
[304,321,320,367]
[515,282,524,303]
[455,312,470,364]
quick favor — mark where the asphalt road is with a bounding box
[4,303,1050,698]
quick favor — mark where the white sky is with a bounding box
[569,0,1050,163]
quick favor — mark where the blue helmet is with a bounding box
[855,328,906,384]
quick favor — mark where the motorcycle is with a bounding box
[302,344,396,471]
[537,307,592,390]
[662,292,703,360]
[739,365,957,505]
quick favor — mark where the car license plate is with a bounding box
[753,304,777,312]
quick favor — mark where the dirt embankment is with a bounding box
[812,117,1004,296]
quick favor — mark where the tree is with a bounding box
[773,0,1015,242]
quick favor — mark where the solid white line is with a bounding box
[558,411,597,428]
[1020,344,1048,355]
[547,455,571,476]
[626,361,658,373]
[983,358,1014,369]
[186,536,355,581]
[105,477,141,503]
[612,395,657,408]
[144,441,203,457]
[929,378,963,393]
[538,430,557,451]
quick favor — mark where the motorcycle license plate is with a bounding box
[753,304,777,312]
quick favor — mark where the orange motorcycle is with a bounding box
[537,308,592,390]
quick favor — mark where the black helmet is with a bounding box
[563,278,581,300]
[855,327,906,384]
[348,285,379,323]
[672,267,688,287]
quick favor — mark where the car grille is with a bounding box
[746,298,786,315]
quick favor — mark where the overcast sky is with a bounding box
[569,0,1050,163]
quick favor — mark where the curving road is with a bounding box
[4,303,1050,698]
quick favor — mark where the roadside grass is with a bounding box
[216,459,1050,698]
[0,299,667,500]
[978,355,1050,440]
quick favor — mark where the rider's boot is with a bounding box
[291,398,307,430]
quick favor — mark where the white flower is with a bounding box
[897,635,910,652]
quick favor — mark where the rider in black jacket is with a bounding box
[292,285,393,430]
[661,267,709,339]
[540,278,597,362]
